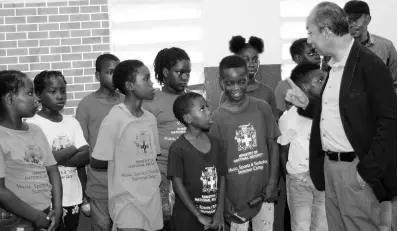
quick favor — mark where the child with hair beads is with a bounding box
[76,53,122,231]
[143,47,191,230]
[91,60,163,231]
[26,71,89,231]
[0,70,62,231]
[168,92,226,231]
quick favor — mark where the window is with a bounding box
[109,0,204,89]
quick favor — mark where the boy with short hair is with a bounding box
[209,55,280,231]
[75,53,122,231]
[278,63,327,231]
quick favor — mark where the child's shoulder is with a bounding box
[77,92,97,106]
[249,97,272,112]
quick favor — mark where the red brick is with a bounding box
[16,8,37,16]
[85,83,100,91]
[93,44,109,52]
[67,92,74,99]
[61,38,81,46]
[67,84,85,91]
[59,7,79,14]
[102,36,110,43]
[17,24,38,32]
[27,16,47,23]
[41,54,61,62]
[30,63,50,70]
[0,25,16,32]
[62,107,75,116]
[39,23,59,31]
[74,91,92,99]
[74,76,93,83]
[71,45,91,53]
[0,57,18,64]
[65,77,74,84]
[49,15,69,22]
[60,22,80,30]
[24,71,41,79]
[84,68,95,75]
[80,6,100,13]
[0,9,15,16]
[26,2,46,7]
[28,31,48,39]
[51,62,72,69]
[82,37,101,44]
[51,46,71,54]
[40,39,60,46]
[3,3,24,8]
[90,0,107,4]
[0,65,7,70]
[49,30,70,38]
[0,49,5,56]
[92,28,109,36]
[81,21,100,29]
[0,34,4,41]
[5,16,26,24]
[83,52,102,60]
[7,48,28,56]
[71,29,90,37]
[90,13,108,21]
[37,8,58,15]
[0,18,4,24]
[6,32,26,40]
[47,2,68,7]
[18,40,39,47]
[63,69,83,77]
[19,56,40,63]
[9,64,29,71]
[62,53,82,61]
[101,5,108,12]
[68,1,89,6]
[70,14,90,22]
[101,21,109,28]
[0,41,17,48]
[72,60,92,68]
[29,47,50,55]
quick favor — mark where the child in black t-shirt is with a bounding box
[168,92,227,231]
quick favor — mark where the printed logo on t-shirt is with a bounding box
[52,135,73,151]
[200,166,218,193]
[165,121,186,141]
[23,145,44,165]
[134,130,153,155]
[234,123,257,152]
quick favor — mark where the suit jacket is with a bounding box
[304,40,397,202]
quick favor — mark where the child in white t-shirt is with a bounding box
[91,60,163,231]
[26,71,89,231]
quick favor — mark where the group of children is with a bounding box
[0,35,338,231]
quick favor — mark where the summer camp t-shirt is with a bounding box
[75,92,125,201]
[143,90,186,173]
[92,103,163,230]
[0,123,57,211]
[167,135,227,230]
[26,114,88,206]
[209,97,281,221]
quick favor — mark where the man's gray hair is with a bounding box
[311,1,349,36]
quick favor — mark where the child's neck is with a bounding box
[38,107,62,122]
[96,86,119,98]
[223,94,249,111]
[162,85,185,95]
[247,77,259,92]
[184,126,205,140]
[123,95,144,117]
[0,114,26,131]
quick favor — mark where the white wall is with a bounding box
[202,0,281,67]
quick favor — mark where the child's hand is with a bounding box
[197,214,212,228]
[33,211,51,229]
[46,209,62,231]
[263,184,278,203]
[211,209,225,230]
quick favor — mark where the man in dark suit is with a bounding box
[285,2,396,231]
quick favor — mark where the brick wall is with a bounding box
[0,0,110,115]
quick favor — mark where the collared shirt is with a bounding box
[365,33,397,89]
[278,107,312,174]
[320,38,355,152]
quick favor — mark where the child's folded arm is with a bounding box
[0,178,46,223]
[46,165,62,211]
[90,157,108,170]
[279,144,290,178]
[65,145,90,167]
[52,146,78,166]
[267,138,280,186]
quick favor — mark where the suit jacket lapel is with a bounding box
[340,41,360,100]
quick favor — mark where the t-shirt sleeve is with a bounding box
[215,137,228,176]
[34,125,57,167]
[71,117,88,149]
[75,99,90,144]
[167,142,184,179]
[151,117,161,155]
[262,102,281,140]
[91,114,116,161]
[277,112,294,145]
[267,89,278,119]
[0,147,5,178]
